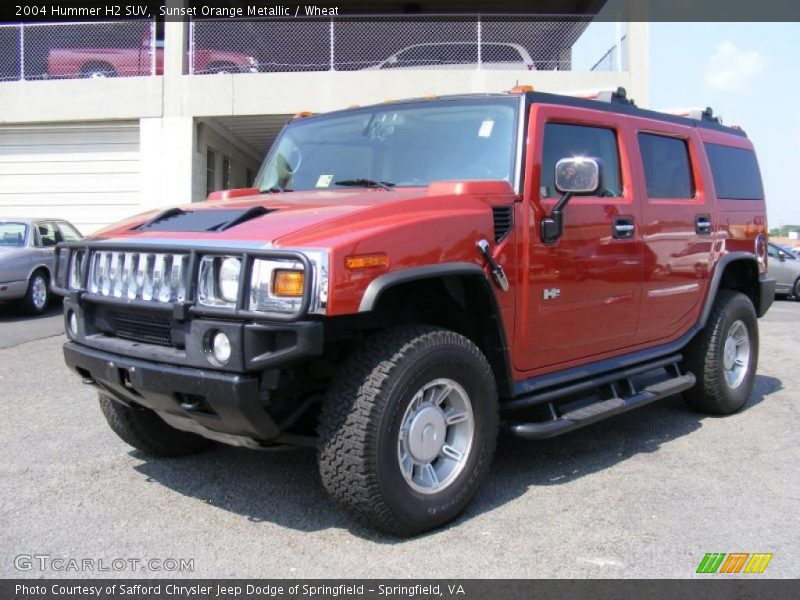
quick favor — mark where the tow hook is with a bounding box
[476,239,509,292]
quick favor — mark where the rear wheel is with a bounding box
[318,326,498,536]
[20,270,49,315]
[80,62,116,78]
[793,278,800,301]
[98,393,213,457]
[682,290,758,415]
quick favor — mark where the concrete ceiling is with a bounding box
[212,114,292,156]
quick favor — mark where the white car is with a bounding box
[366,42,536,71]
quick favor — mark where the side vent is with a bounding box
[492,206,514,243]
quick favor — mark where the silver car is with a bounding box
[0,218,82,314]
[768,242,800,299]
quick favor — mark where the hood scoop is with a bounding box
[134,206,273,233]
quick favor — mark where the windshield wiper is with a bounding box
[334,179,395,191]
[259,186,293,194]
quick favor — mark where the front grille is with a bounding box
[88,250,189,304]
[113,313,173,346]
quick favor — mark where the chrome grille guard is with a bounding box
[52,241,314,322]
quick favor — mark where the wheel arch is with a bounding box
[358,263,513,398]
[702,253,761,325]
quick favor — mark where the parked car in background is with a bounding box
[768,242,800,299]
[0,219,82,314]
[366,42,536,70]
[47,29,258,78]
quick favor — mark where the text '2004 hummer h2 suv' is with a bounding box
[54,87,775,536]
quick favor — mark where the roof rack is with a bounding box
[660,106,721,124]
[563,87,635,106]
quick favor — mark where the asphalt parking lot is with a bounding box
[0,300,798,579]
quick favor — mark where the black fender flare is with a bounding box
[358,262,514,397]
[700,252,762,326]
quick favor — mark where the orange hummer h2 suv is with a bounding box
[54,88,775,535]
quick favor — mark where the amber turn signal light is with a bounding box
[345,253,389,270]
[509,84,534,94]
[272,270,305,297]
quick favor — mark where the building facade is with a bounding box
[0,3,648,233]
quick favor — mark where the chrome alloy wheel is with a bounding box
[722,319,750,389]
[398,378,474,494]
[31,275,47,310]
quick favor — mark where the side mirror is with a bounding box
[777,250,787,261]
[541,157,603,244]
[554,157,602,195]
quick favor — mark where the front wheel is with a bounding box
[318,326,498,536]
[21,270,50,314]
[682,290,759,415]
[98,394,214,457]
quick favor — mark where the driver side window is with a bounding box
[36,222,59,247]
[540,123,622,198]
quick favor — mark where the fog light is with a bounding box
[68,311,78,337]
[212,331,232,364]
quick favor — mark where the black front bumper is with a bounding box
[65,342,285,445]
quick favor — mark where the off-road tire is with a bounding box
[98,393,214,457]
[318,326,498,536]
[21,270,50,315]
[682,290,758,415]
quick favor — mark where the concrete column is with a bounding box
[163,0,189,114]
[139,117,195,211]
[140,0,194,209]
[626,21,650,107]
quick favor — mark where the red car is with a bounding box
[47,29,258,78]
[54,87,774,535]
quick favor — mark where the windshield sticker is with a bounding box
[316,174,334,188]
[478,120,495,138]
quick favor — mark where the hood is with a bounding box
[90,188,429,247]
[88,181,516,250]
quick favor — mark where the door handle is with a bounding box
[696,215,712,235]
[612,217,635,240]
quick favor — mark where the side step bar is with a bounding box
[508,372,696,440]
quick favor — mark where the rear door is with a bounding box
[515,103,643,372]
[632,122,713,342]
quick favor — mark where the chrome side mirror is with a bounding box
[541,157,603,244]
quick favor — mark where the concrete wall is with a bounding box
[0,14,647,218]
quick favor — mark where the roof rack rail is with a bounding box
[563,87,635,106]
[661,107,722,124]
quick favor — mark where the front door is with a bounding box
[515,104,643,372]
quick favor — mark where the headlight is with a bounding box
[198,256,241,307]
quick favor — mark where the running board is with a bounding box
[508,372,696,440]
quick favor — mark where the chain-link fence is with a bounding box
[0,21,155,82]
[0,17,625,82]
[191,16,622,74]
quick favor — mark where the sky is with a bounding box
[575,21,800,227]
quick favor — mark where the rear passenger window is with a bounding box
[638,133,694,199]
[541,123,622,198]
[704,143,764,200]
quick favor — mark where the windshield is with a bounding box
[256,98,520,192]
[0,222,27,247]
